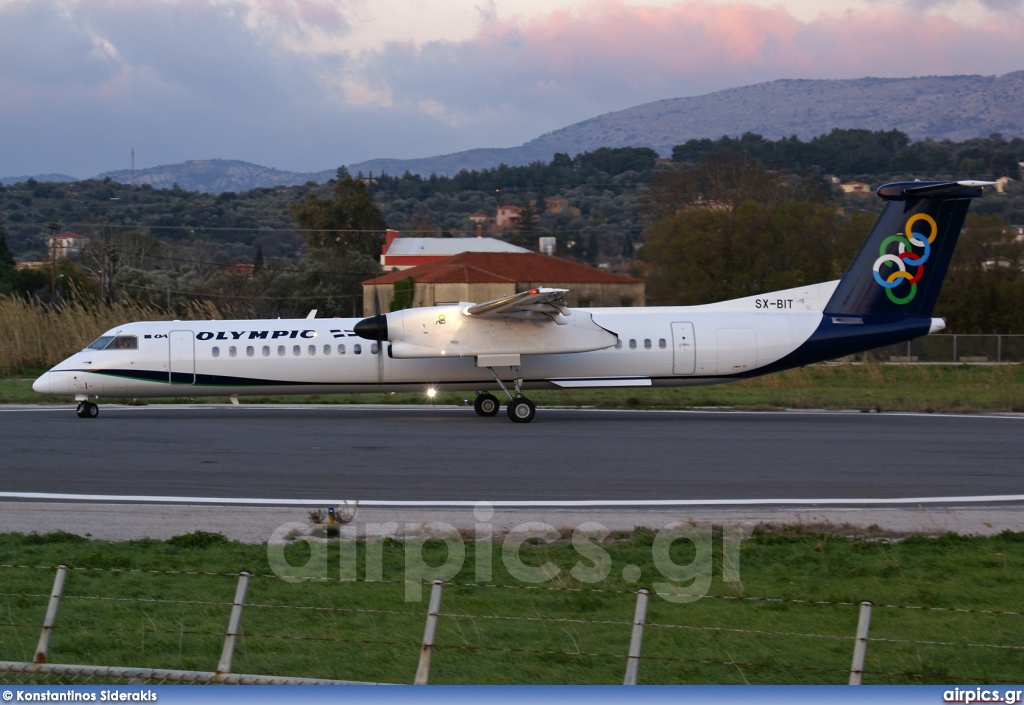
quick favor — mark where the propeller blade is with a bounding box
[373,286,384,389]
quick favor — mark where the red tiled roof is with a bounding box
[364,252,642,285]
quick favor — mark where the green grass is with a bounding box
[2,528,1023,685]
[5,363,1023,412]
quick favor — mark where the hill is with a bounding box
[351,71,1024,176]
[97,159,335,194]
[9,71,1022,190]
[0,173,78,186]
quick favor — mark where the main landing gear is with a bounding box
[473,393,500,417]
[474,364,537,423]
[76,400,99,419]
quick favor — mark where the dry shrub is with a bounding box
[0,292,222,376]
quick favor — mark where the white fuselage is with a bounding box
[34,282,840,400]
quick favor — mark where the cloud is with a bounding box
[2,0,1023,178]
[353,0,1024,133]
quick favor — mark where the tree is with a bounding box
[288,174,388,258]
[298,248,382,318]
[936,213,1024,333]
[640,200,868,305]
[0,227,15,269]
[644,152,824,222]
[0,227,18,294]
[510,200,538,249]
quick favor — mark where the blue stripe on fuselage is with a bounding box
[747,314,932,377]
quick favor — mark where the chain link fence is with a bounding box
[866,335,1024,363]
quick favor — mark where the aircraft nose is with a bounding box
[32,372,50,395]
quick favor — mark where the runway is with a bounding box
[3,404,1022,503]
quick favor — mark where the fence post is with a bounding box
[215,571,251,679]
[623,588,650,685]
[953,335,958,363]
[849,600,873,685]
[33,564,69,664]
[414,580,444,685]
[998,334,1002,363]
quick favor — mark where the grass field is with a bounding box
[5,363,1023,412]
[1,528,1022,685]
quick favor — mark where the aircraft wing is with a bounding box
[464,288,570,319]
[354,287,617,358]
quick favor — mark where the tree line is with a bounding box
[672,129,1024,180]
[2,133,1024,332]
[640,152,1024,333]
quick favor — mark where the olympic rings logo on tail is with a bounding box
[871,213,938,304]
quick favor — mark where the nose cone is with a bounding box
[32,372,49,395]
[354,314,388,342]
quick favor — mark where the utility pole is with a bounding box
[48,223,60,296]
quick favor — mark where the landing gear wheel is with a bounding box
[474,393,500,417]
[77,401,99,419]
[506,397,536,423]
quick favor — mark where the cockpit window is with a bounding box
[87,335,138,350]
[86,336,115,350]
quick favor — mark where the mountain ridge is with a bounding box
[5,71,1022,192]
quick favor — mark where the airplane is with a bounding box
[33,180,994,422]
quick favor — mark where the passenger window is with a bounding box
[308,345,316,356]
[323,345,331,355]
[229,346,237,357]
[212,346,220,358]
[629,339,637,349]
[615,339,622,349]
[246,346,254,357]
[644,339,652,349]
[371,342,379,354]
[262,346,270,357]
[354,344,362,355]
[277,345,285,356]
[338,344,346,355]
[293,345,301,356]
[659,338,667,349]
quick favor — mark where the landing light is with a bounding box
[426,387,437,399]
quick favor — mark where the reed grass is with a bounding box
[0,293,221,377]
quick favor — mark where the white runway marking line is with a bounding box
[2,491,1024,507]
[4,404,1022,421]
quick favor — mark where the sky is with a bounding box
[1,0,1023,178]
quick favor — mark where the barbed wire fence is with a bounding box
[1,564,1021,686]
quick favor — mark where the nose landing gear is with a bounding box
[76,401,99,419]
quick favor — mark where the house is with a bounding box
[494,205,522,230]
[840,181,871,194]
[380,229,530,270]
[47,232,89,260]
[995,176,1014,193]
[363,251,645,315]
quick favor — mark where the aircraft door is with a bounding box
[671,321,696,375]
[169,330,195,385]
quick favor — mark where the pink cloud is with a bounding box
[465,0,1024,92]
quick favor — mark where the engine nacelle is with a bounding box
[384,304,616,359]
